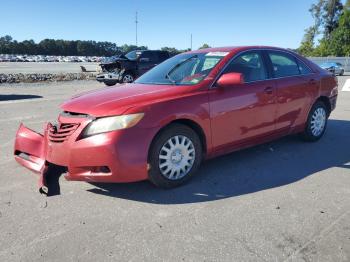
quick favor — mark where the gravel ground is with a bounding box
[0,62,99,74]
[0,78,349,261]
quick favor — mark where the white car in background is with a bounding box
[320,62,345,76]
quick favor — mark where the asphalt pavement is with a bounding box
[0,77,349,261]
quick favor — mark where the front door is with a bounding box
[209,50,277,151]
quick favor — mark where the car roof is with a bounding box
[187,46,294,54]
[136,50,167,52]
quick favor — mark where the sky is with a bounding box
[0,0,317,50]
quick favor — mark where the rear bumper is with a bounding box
[14,121,156,192]
[330,95,337,111]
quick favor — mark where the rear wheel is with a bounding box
[301,101,328,142]
[340,69,344,76]
[148,124,202,188]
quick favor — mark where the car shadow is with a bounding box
[87,119,350,204]
[0,94,43,101]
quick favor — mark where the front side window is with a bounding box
[125,51,138,60]
[222,51,267,82]
[268,51,300,78]
[135,52,228,85]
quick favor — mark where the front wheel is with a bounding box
[301,101,328,142]
[340,69,344,76]
[121,72,134,83]
[104,81,118,86]
[148,124,202,188]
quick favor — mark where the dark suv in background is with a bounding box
[96,50,170,86]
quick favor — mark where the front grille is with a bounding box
[48,123,79,143]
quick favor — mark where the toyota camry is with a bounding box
[14,46,338,194]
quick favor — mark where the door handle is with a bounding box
[309,79,317,85]
[264,86,273,95]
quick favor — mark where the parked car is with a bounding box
[96,50,170,86]
[14,46,338,194]
[320,62,345,75]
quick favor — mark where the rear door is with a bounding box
[266,50,318,132]
[158,51,170,63]
[138,51,157,75]
[209,50,277,150]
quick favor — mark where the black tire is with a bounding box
[340,69,344,76]
[104,81,118,86]
[121,72,134,83]
[148,124,203,188]
[301,101,328,142]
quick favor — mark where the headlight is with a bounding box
[82,113,144,137]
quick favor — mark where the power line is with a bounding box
[190,33,192,51]
[135,11,138,47]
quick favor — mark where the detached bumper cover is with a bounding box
[14,119,155,192]
[14,124,48,191]
[14,124,46,173]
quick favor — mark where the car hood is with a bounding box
[100,55,134,65]
[61,83,191,117]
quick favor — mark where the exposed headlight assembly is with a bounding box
[82,113,144,137]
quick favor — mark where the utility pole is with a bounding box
[190,33,192,51]
[135,11,138,47]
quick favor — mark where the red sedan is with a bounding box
[14,46,338,193]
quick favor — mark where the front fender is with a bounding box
[125,91,212,155]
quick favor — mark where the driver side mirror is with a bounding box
[216,73,244,88]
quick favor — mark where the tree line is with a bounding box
[298,0,350,56]
[0,35,211,57]
[0,35,148,56]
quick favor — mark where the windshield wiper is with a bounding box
[165,55,198,85]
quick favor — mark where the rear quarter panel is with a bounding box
[319,72,338,97]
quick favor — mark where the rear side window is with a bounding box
[223,51,267,82]
[297,59,312,75]
[268,51,300,78]
[140,51,155,62]
[158,52,169,62]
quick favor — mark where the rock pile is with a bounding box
[0,72,97,84]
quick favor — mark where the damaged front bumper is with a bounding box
[96,69,124,84]
[13,118,151,195]
[14,123,64,195]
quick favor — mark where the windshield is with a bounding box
[125,50,142,60]
[135,52,228,85]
